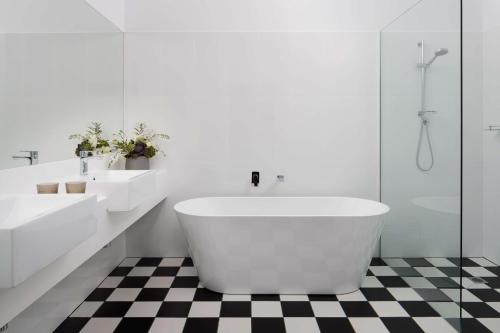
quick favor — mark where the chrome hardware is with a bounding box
[80,151,103,176]
[485,125,500,131]
[418,110,437,117]
[12,150,38,165]
[415,39,448,172]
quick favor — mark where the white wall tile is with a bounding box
[124,31,379,256]
[483,26,500,264]
[462,30,484,257]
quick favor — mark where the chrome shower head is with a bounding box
[434,48,449,56]
[426,48,449,66]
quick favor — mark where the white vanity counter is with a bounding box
[0,159,168,327]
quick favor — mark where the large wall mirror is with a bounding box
[0,0,124,169]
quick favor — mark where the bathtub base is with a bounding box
[181,218,382,295]
[202,278,365,295]
[175,197,388,295]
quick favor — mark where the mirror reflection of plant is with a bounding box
[69,122,111,157]
[109,123,169,166]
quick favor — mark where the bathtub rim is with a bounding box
[174,196,390,218]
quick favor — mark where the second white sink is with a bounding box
[79,170,156,212]
[0,194,97,288]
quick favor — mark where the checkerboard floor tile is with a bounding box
[55,257,500,333]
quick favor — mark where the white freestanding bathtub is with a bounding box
[174,197,389,294]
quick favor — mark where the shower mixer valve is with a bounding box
[418,110,437,117]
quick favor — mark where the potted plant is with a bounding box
[69,122,111,157]
[110,123,169,170]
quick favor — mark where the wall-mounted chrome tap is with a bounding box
[251,171,260,187]
[80,151,102,176]
[12,150,38,165]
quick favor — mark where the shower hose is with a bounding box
[416,119,434,172]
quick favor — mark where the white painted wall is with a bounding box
[124,31,380,256]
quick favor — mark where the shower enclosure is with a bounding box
[380,0,463,325]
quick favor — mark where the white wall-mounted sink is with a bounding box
[0,194,97,288]
[78,170,156,212]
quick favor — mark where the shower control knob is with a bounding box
[418,110,437,117]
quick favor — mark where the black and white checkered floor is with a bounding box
[55,257,500,333]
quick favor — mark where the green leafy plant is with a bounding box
[69,122,110,157]
[109,123,169,166]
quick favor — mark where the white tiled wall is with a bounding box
[483,24,500,265]
[124,31,380,256]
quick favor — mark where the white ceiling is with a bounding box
[124,0,420,32]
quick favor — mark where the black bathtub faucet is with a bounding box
[251,171,260,187]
